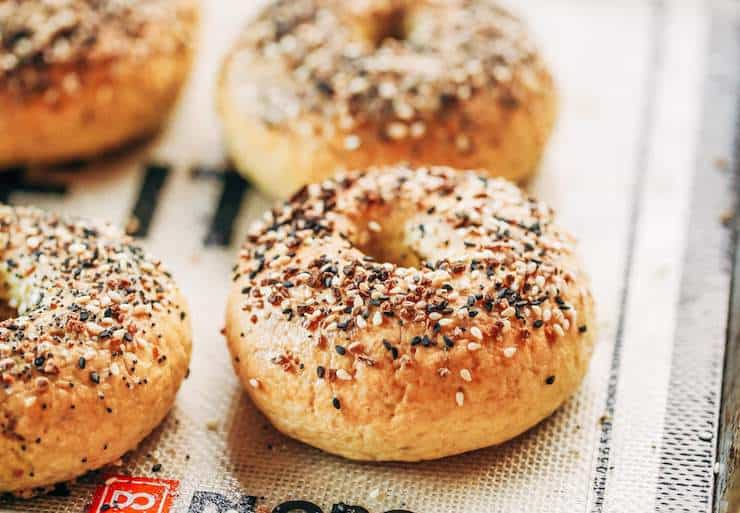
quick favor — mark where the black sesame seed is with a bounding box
[545,375,556,385]
[152,463,162,472]
[90,372,100,384]
[578,325,588,333]
[332,397,341,410]
[443,336,454,348]
[34,356,45,367]
[411,336,422,346]
[335,345,346,355]
[316,366,325,378]
[533,319,544,328]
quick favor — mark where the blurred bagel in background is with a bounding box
[218,0,557,198]
[0,0,199,167]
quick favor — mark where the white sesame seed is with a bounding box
[455,391,465,407]
[86,322,104,335]
[372,311,383,326]
[439,318,453,327]
[467,342,482,351]
[356,315,367,328]
[410,121,426,138]
[553,324,565,337]
[368,221,381,233]
[249,378,260,389]
[336,369,353,381]
[503,346,517,358]
[26,236,41,250]
[470,326,483,340]
[460,369,473,382]
[387,122,408,140]
[344,135,360,151]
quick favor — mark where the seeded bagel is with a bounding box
[0,0,198,166]
[0,206,192,493]
[226,165,595,461]
[218,0,557,198]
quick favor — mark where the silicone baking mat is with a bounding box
[1,1,739,512]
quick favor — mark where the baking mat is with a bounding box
[1,0,738,512]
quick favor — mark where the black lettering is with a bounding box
[191,166,251,247]
[331,504,369,513]
[187,491,257,513]
[0,166,67,203]
[128,162,170,237]
[273,500,323,513]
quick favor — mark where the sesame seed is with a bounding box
[455,391,465,407]
[470,326,483,340]
[336,369,352,381]
[344,135,361,151]
[460,369,472,382]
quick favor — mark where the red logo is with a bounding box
[88,475,179,513]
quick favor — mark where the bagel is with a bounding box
[226,165,595,461]
[218,0,557,198]
[0,0,198,167]
[0,206,192,494]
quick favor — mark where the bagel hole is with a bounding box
[0,300,15,322]
[354,216,422,268]
[369,7,409,47]
[0,282,15,322]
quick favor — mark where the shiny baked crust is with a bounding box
[226,165,595,461]
[0,0,198,166]
[218,0,557,198]
[0,206,192,493]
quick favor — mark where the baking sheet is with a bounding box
[1,0,738,512]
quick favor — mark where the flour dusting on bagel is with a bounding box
[226,165,595,461]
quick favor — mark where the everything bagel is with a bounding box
[226,165,595,461]
[0,206,192,493]
[218,0,557,197]
[0,0,198,166]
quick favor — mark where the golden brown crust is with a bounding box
[226,165,595,461]
[218,0,557,198]
[0,206,192,492]
[0,0,199,166]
